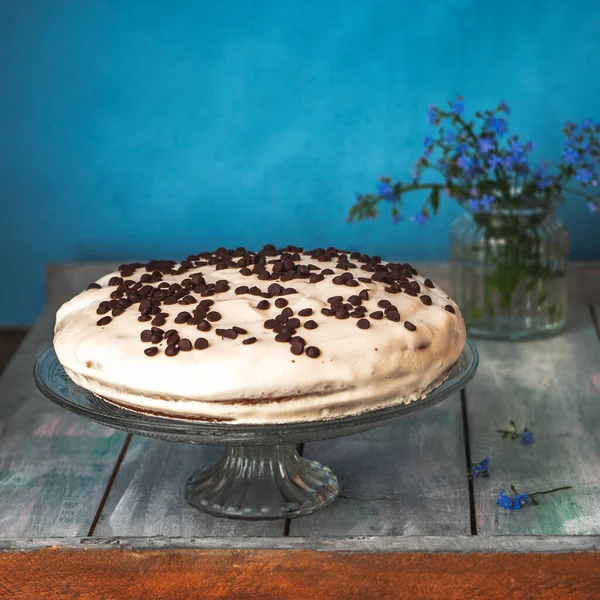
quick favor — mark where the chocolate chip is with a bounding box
[444,304,456,314]
[194,338,209,350]
[197,320,211,331]
[235,286,249,295]
[151,316,166,327]
[280,307,293,318]
[215,328,225,336]
[420,295,432,306]
[108,276,123,286]
[357,318,370,329]
[287,318,301,329]
[370,311,383,320]
[424,278,435,288]
[165,345,179,357]
[138,315,152,322]
[358,277,372,283]
[404,321,417,331]
[264,319,276,329]
[290,335,305,345]
[164,329,177,338]
[111,306,124,317]
[347,295,361,306]
[335,310,350,319]
[304,320,318,330]
[408,281,421,293]
[359,290,369,301]
[306,346,321,359]
[283,288,298,295]
[275,298,288,308]
[275,332,292,342]
[332,276,345,285]
[178,339,192,351]
[166,333,180,346]
[96,316,112,326]
[144,347,159,357]
[298,308,313,317]
[321,308,335,316]
[222,329,238,340]
[242,337,257,345]
[118,298,132,308]
[96,305,110,315]
[164,296,178,305]
[175,311,191,324]
[328,296,343,304]
[386,311,401,322]
[150,333,162,344]
[87,282,102,290]
[233,326,247,334]
[290,342,304,355]
[206,311,221,322]
[140,330,153,342]
[268,283,283,296]
[239,267,252,276]
[345,280,360,287]
[377,300,391,309]
[349,310,364,318]
[256,300,270,310]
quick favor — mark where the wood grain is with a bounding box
[93,436,284,537]
[2,548,599,600]
[2,535,599,552]
[291,394,470,536]
[466,305,600,535]
[0,307,127,537]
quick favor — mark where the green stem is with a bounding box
[530,486,572,497]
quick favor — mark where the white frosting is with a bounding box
[54,253,466,423]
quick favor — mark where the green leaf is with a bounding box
[430,188,440,215]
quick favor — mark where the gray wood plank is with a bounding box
[93,436,284,537]
[467,305,600,535]
[290,394,470,536]
[1,535,599,553]
[0,307,127,537]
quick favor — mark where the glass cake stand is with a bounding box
[33,340,478,520]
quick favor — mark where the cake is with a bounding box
[53,245,466,423]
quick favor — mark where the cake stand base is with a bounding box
[184,444,338,519]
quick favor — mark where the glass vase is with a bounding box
[449,207,569,340]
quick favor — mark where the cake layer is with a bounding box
[53,246,466,423]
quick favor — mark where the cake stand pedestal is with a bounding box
[34,340,478,520]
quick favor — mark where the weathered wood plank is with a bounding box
[1,535,599,553]
[290,394,470,536]
[93,436,284,537]
[0,307,127,537]
[2,547,599,600]
[466,305,600,535]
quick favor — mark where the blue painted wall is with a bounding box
[2,0,600,324]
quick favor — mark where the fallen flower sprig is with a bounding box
[496,420,535,445]
[467,457,490,479]
[497,484,572,510]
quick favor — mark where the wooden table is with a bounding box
[1,262,599,599]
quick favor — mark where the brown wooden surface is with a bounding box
[1,548,599,600]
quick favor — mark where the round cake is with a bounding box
[53,245,466,423]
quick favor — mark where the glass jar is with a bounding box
[449,206,569,340]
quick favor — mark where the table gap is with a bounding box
[460,388,478,535]
[87,434,133,536]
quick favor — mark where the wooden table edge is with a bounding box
[1,535,598,553]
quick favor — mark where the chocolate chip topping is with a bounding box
[304,320,318,330]
[242,337,257,345]
[96,316,112,326]
[194,337,209,350]
[370,311,383,320]
[298,308,313,317]
[275,298,288,308]
[165,345,179,357]
[444,304,456,314]
[256,300,270,310]
[420,295,432,306]
[144,347,159,356]
[404,321,417,331]
[179,339,192,351]
[424,278,435,288]
[206,311,221,322]
[306,346,321,359]
[357,319,370,329]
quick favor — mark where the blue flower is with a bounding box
[486,116,508,136]
[497,489,528,511]
[471,457,490,478]
[377,182,396,200]
[481,194,494,211]
[445,129,456,143]
[498,101,510,114]
[428,106,438,125]
[534,166,553,190]
[576,168,593,184]
[479,138,494,154]
[457,154,473,171]
[488,154,503,170]
[563,146,580,164]
[468,198,480,213]
[520,431,535,445]
[588,201,597,213]
[412,212,429,225]
[452,99,465,116]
